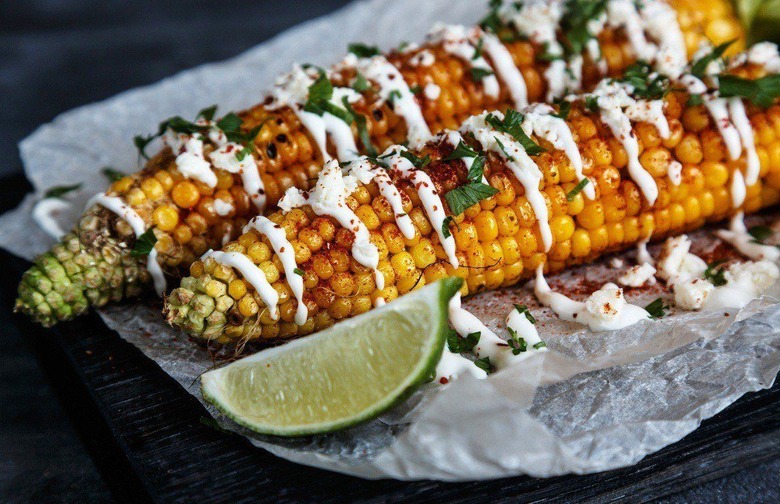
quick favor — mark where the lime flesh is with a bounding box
[201,277,462,437]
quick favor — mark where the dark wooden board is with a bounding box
[4,242,780,504]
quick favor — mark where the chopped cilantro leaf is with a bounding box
[44,183,82,199]
[474,356,493,373]
[400,150,431,168]
[514,304,536,324]
[560,0,608,55]
[130,228,158,258]
[473,37,484,60]
[447,329,480,353]
[485,109,545,155]
[101,167,125,182]
[704,260,727,287]
[507,327,528,355]
[566,178,590,201]
[410,85,422,95]
[444,182,499,215]
[644,298,670,319]
[197,104,218,121]
[470,67,495,82]
[348,43,380,58]
[351,73,370,93]
[689,40,735,78]
[388,89,403,106]
[553,100,572,120]
[585,95,600,112]
[748,225,773,243]
[467,155,488,182]
[718,74,780,108]
[687,94,705,106]
[342,97,377,156]
[616,62,670,100]
[443,140,479,161]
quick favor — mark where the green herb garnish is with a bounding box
[341,97,377,156]
[718,74,780,108]
[443,140,479,162]
[400,150,431,168]
[485,109,545,155]
[566,178,590,201]
[130,228,158,258]
[704,260,727,287]
[447,329,480,353]
[351,73,370,93]
[645,298,670,319]
[44,183,82,199]
[560,0,608,55]
[197,104,218,122]
[585,95,600,112]
[514,304,536,324]
[293,268,305,276]
[470,67,495,82]
[690,40,735,78]
[348,43,380,58]
[553,100,572,120]
[533,341,547,350]
[507,327,528,355]
[474,356,493,373]
[444,182,499,215]
[748,225,773,243]
[616,62,670,100]
[101,167,125,182]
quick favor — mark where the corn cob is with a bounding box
[15,0,744,327]
[245,0,743,207]
[164,61,780,345]
[15,152,258,327]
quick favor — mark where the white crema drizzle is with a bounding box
[243,216,308,325]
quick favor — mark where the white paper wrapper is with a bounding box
[2,0,779,482]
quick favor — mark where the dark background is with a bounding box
[1,1,779,503]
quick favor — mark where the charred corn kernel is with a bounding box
[152,205,179,232]
[474,211,499,241]
[411,239,437,269]
[391,251,417,279]
[172,181,200,209]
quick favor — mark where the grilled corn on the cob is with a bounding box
[164,59,780,344]
[14,0,744,326]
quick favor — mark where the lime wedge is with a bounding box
[201,277,462,437]
[734,0,780,44]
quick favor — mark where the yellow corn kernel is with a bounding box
[228,279,247,300]
[152,205,179,232]
[172,181,200,209]
[571,229,591,258]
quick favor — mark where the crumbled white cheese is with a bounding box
[703,260,780,311]
[673,278,714,310]
[655,235,707,284]
[424,83,441,100]
[610,257,625,269]
[409,50,435,67]
[213,198,234,216]
[585,283,627,322]
[176,136,217,187]
[619,263,657,287]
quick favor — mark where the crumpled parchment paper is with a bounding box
[1,0,779,482]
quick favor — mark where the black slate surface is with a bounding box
[1,1,780,503]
